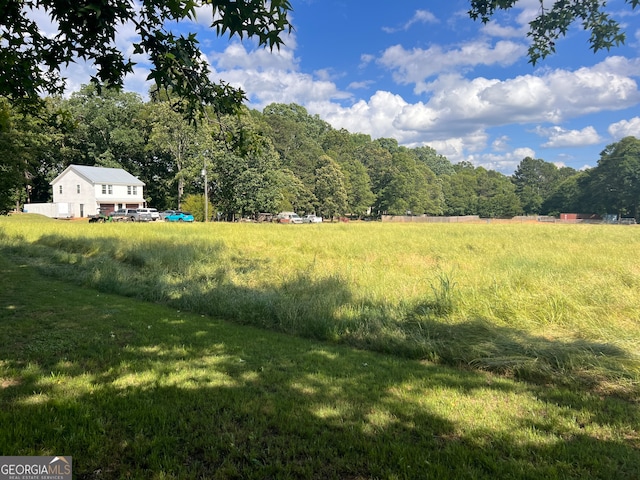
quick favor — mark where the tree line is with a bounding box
[1,86,639,221]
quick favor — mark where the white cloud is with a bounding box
[347,80,374,90]
[467,147,536,174]
[478,0,544,39]
[314,69,337,81]
[288,55,640,172]
[537,126,602,148]
[480,23,525,39]
[413,10,439,24]
[608,117,640,139]
[411,58,640,130]
[378,40,526,85]
[210,42,298,72]
[425,138,468,164]
[309,91,410,141]
[492,135,510,151]
[205,36,356,106]
[122,67,154,98]
[114,18,146,63]
[222,68,351,106]
[593,55,640,77]
[412,131,491,165]
[542,58,640,118]
[359,54,375,68]
[193,4,215,26]
[59,62,97,96]
[382,10,438,33]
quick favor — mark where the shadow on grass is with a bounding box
[363,305,634,387]
[1,252,640,479]
[2,231,638,384]
[4,232,639,391]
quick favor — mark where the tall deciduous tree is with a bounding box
[205,110,285,219]
[511,157,572,214]
[442,168,478,216]
[63,85,146,171]
[376,150,442,216]
[275,169,317,214]
[322,128,375,218]
[339,160,376,218]
[443,162,522,217]
[0,101,26,212]
[542,171,590,215]
[314,155,348,219]
[589,136,640,219]
[413,145,455,176]
[476,168,522,218]
[353,142,394,205]
[261,103,328,189]
[0,98,68,211]
[144,101,200,208]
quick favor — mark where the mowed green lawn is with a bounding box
[1,215,639,479]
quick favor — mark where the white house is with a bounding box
[24,165,146,218]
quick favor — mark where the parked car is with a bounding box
[277,212,303,224]
[159,209,178,220]
[110,208,152,222]
[165,211,195,222]
[302,214,323,223]
[137,207,160,221]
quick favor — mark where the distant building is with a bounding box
[559,213,603,223]
[23,165,146,218]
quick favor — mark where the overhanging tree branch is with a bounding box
[0,0,293,119]
[468,0,639,65]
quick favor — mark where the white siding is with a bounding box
[50,167,146,217]
[51,170,97,217]
[23,203,72,218]
[95,183,145,209]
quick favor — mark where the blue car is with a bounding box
[165,211,195,222]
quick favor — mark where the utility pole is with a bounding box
[202,153,208,222]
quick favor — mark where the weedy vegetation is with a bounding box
[1,215,639,478]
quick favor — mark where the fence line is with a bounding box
[381,215,636,225]
[381,215,480,223]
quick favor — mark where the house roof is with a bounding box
[51,165,145,186]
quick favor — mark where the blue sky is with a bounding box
[55,0,640,174]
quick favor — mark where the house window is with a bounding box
[59,185,62,194]
[132,186,137,195]
[127,185,131,195]
[108,185,113,194]
[102,184,107,194]
[77,184,81,194]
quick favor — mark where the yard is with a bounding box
[1,215,638,478]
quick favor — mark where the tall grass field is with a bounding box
[1,215,639,478]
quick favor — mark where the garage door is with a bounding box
[100,203,115,215]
